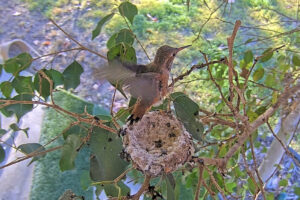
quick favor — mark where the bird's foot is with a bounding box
[127,114,141,125]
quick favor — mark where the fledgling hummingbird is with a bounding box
[97,45,191,123]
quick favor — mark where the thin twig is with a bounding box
[169,58,226,88]
[195,163,204,200]
[0,145,62,169]
[193,1,226,42]
[267,121,300,167]
[49,19,107,60]
[203,165,227,200]
[0,99,117,134]
[250,136,266,200]
[121,15,151,61]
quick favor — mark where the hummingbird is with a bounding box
[97,45,191,124]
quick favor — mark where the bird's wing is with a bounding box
[94,60,147,82]
[123,73,160,102]
[94,60,160,101]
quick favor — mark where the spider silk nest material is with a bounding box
[123,111,195,176]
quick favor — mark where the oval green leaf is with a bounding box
[92,13,115,40]
[89,127,129,182]
[63,61,83,90]
[18,143,46,165]
[118,2,138,24]
[59,134,81,171]
[3,53,32,75]
[260,48,273,63]
[6,94,34,121]
[107,33,118,49]
[292,54,300,66]
[252,67,264,81]
[115,29,134,45]
[12,76,34,94]
[0,145,5,163]
[0,81,13,98]
[244,50,253,64]
[170,92,203,140]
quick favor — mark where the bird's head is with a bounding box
[154,45,191,70]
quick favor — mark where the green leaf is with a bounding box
[80,170,92,191]
[89,127,129,182]
[48,69,64,87]
[279,179,288,187]
[6,94,34,120]
[59,134,81,171]
[266,193,274,200]
[272,91,278,105]
[107,43,137,64]
[34,71,50,100]
[118,1,138,24]
[12,76,34,94]
[63,61,83,90]
[107,33,118,49]
[247,178,257,194]
[170,92,203,140]
[219,145,228,157]
[115,29,134,45]
[260,48,273,62]
[247,110,258,122]
[0,129,7,137]
[0,145,5,163]
[114,108,130,125]
[166,174,176,200]
[18,143,46,165]
[0,81,13,98]
[103,182,130,197]
[244,50,253,64]
[92,13,115,40]
[10,123,29,137]
[292,54,300,66]
[3,53,32,75]
[245,38,254,44]
[252,67,264,81]
[170,92,199,117]
[226,182,236,193]
[265,74,276,88]
[255,106,267,115]
[33,69,64,99]
[294,187,300,196]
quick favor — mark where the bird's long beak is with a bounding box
[177,45,192,52]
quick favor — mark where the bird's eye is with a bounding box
[172,53,176,57]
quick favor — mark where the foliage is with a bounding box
[1,0,300,200]
[30,91,93,200]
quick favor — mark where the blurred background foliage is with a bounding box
[1,0,299,199]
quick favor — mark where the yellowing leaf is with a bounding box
[252,67,264,81]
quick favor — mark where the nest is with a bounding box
[122,111,194,176]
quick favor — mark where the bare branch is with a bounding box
[0,146,62,169]
[49,19,107,60]
[195,163,204,200]
[250,136,266,200]
[131,175,151,200]
[0,99,118,134]
[203,165,227,200]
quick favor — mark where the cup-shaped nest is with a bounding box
[122,111,194,176]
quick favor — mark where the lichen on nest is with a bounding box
[122,111,194,176]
